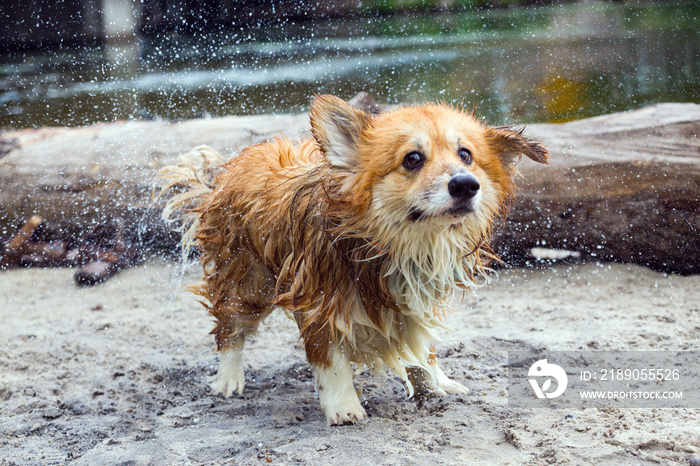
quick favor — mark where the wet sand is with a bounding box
[1,260,699,464]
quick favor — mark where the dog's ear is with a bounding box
[309,95,371,169]
[487,126,549,166]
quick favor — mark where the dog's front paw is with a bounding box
[434,365,469,395]
[324,399,367,426]
[435,379,469,395]
[315,349,366,426]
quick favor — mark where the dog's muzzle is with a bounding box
[448,174,480,201]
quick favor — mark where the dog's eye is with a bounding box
[458,147,473,164]
[403,151,424,170]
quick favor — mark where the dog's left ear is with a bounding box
[487,126,549,166]
[309,95,371,170]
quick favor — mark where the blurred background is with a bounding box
[0,0,698,129]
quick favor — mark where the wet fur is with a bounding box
[156,95,547,425]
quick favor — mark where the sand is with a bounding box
[1,259,699,465]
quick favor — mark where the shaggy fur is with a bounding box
[156,95,547,425]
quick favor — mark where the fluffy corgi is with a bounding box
[156,95,547,425]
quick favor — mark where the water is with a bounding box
[1,1,698,129]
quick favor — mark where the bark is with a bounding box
[496,103,700,274]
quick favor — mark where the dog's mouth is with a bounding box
[407,208,426,222]
[445,203,475,217]
[408,203,475,222]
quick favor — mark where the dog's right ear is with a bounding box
[309,95,371,170]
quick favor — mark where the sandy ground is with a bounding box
[1,259,699,465]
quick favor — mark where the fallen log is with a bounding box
[496,103,700,274]
[0,103,698,274]
[0,113,310,251]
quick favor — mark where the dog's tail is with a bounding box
[154,145,225,261]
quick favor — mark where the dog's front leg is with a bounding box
[407,347,470,397]
[314,349,366,426]
[406,366,439,398]
[429,346,469,395]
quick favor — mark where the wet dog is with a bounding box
[156,95,547,424]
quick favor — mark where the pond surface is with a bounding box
[1,1,698,129]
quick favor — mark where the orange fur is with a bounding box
[156,95,548,425]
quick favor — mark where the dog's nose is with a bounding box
[448,174,480,200]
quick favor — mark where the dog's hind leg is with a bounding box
[208,334,246,396]
[207,303,273,396]
[204,250,276,397]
